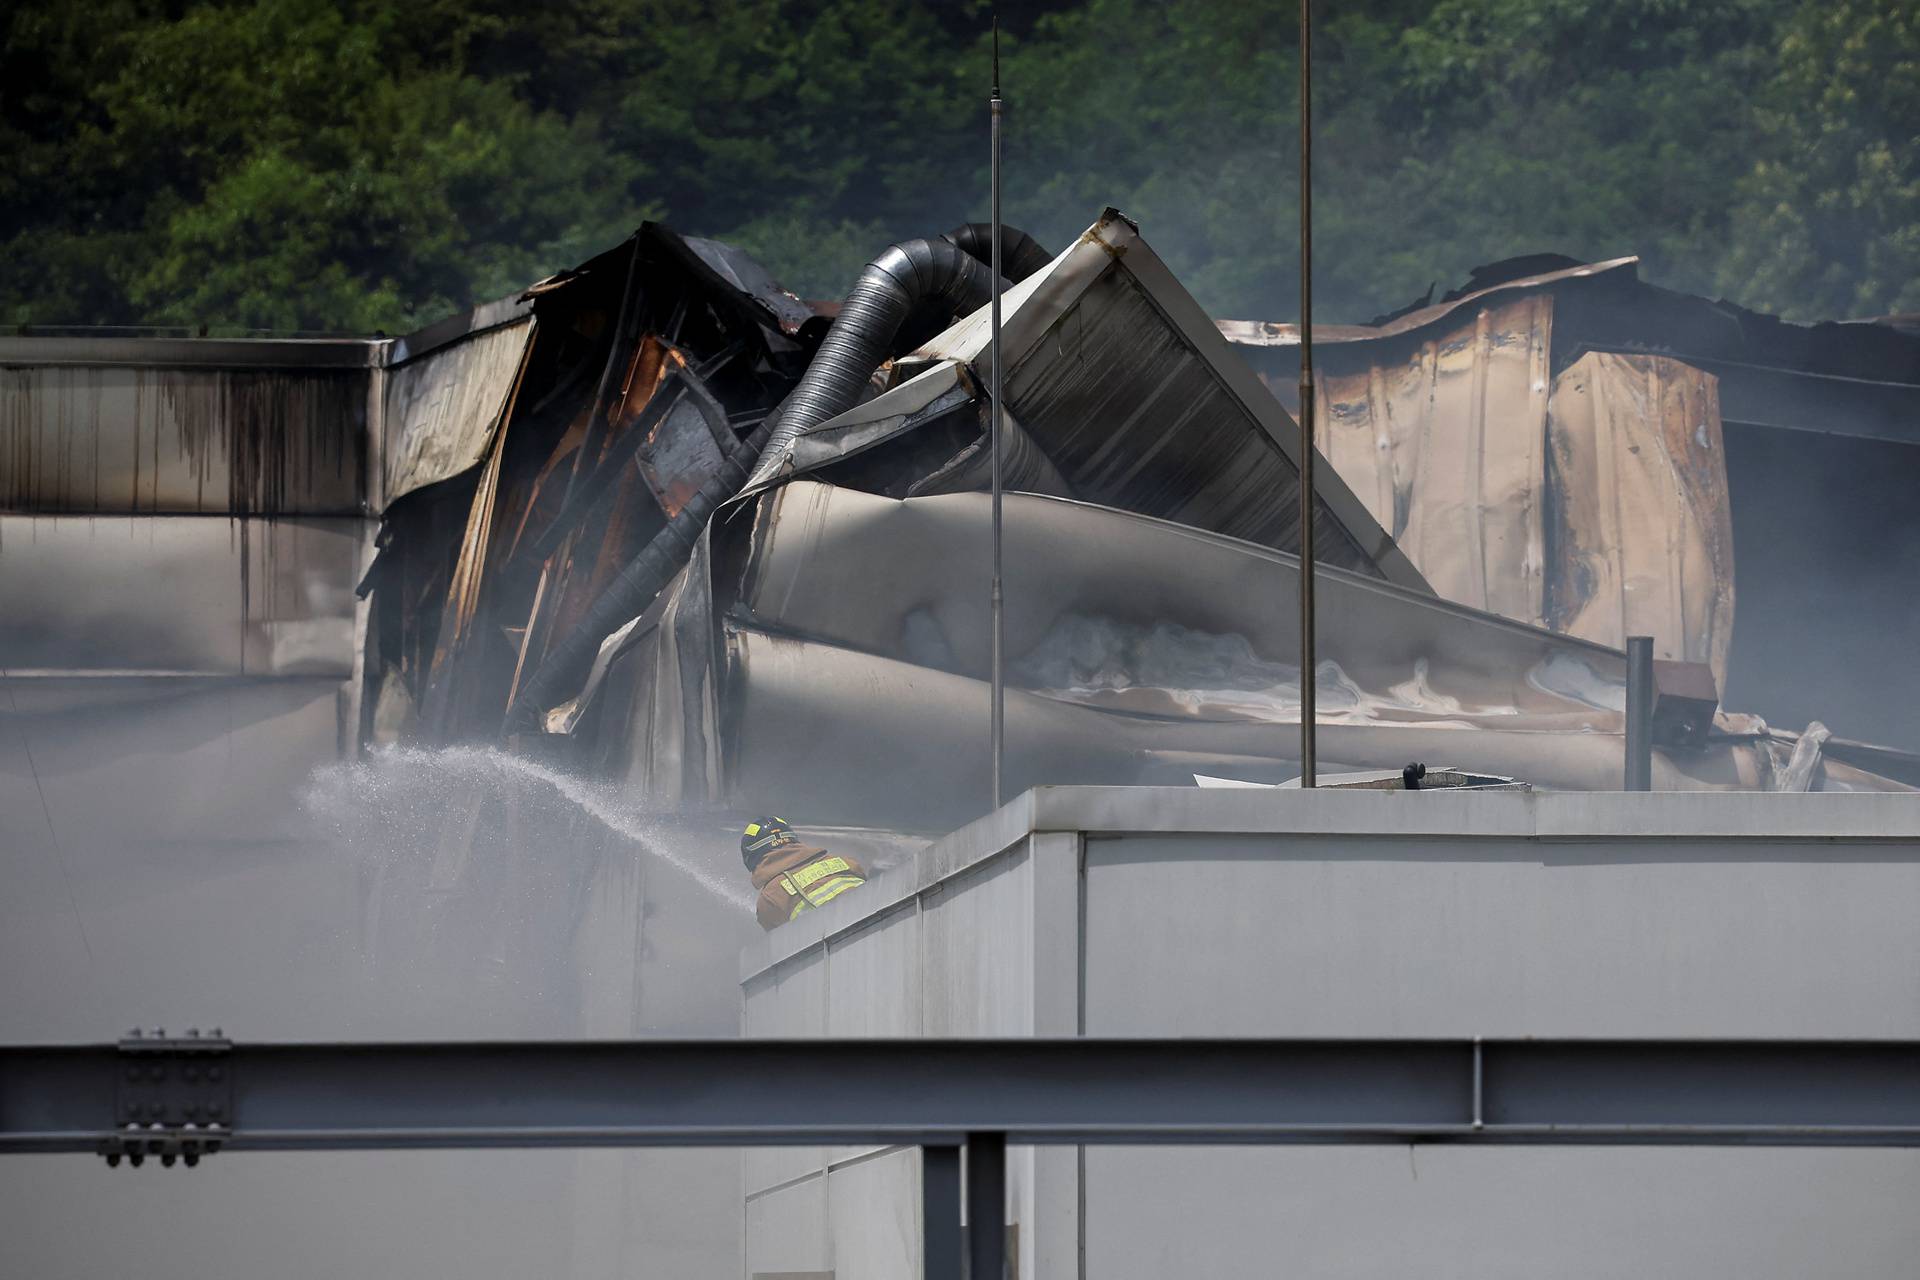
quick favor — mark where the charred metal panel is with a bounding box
[1313,295,1554,627]
[1005,266,1380,572]
[1546,353,1735,679]
[682,235,817,337]
[0,334,379,370]
[381,318,535,502]
[0,516,359,677]
[1,365,364,515]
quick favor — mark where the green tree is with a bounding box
[995,0,1786,321]
[4,0,1918,329]
[1718,0,1920,319]
[3,0,645,330]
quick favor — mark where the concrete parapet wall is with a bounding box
[741,788,1920,1278]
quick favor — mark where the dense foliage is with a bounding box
[3,0,1914,331]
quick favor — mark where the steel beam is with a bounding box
[922,1143,962,1280]
[966,1131,1007,1280]
[3,1038,1918,1155]
[1626,635,1655,790]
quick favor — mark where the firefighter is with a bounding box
[742,816,870,931]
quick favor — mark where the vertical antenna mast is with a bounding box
[989,11,1007,810]
[1296,0,1318,788]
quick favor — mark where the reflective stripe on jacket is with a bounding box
[750,843,870,931]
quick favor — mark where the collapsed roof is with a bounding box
[1222,253,1920,754]
[332,212,1919,824]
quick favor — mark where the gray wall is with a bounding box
[741,788,1920,1278]
[0,339,748,1280]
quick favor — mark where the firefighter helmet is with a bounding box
[741,816,796,869]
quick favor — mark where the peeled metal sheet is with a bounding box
[723,630,1788,834]
[1545,352,1735,678]
[1216,256,1639,349]
[734,482,1615,721]
[682,235,816,337]
[1299,304,1735,683]
[0,516,360,676]
[705,481,1907,828]
[381,317,534,501]
[1312,295,1554,626]
[1,364,364,515]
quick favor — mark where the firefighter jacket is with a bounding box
[750,842,869,931]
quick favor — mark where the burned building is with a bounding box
[5,207,1920,1280]
[356,213,1920,827]
[1224,252,1920,755]
[7,211,1920,875]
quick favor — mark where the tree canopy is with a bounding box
[3,0,1913,331]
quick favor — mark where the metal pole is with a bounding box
[923,1143,962,1280]
[1296,0,1317,787]
[989,17,1007,811]
[965,1131,1007,1280]
[1625,635,1655,790]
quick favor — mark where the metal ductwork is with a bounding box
[506,224,1052,732]
[938,222,1054,294]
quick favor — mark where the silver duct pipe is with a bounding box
[740,234,1009,490]
[506,225,1050,733]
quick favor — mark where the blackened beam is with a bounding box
[3,1038,1918,1154]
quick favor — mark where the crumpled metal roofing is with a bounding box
[586,479,1915,834]
[749,209,1428,593]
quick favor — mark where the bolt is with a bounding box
[183,1152,200,1168]
[209,1104,224,1120]
[184,1066,199,1083]
[125,1066,140,1082]
[209,1027,223,1038]
[127,1154,144,1169]
[186,1028,200,1038]
[129,1104,145,1120]
[208,1067,222,1082]
[151,1028,165,1040]
[161,1154,177,1168]
[126,1029,142,1040]
[105,1153,122,1168]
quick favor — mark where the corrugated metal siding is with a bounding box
[1008,265,1380,575]
[1309,301,1735,683]
[0,364,364,514]
[1545,352,1735,677]
[1313,295,1553,624]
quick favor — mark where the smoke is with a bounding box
[303,745,751,912]
[297,746,754,1041]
